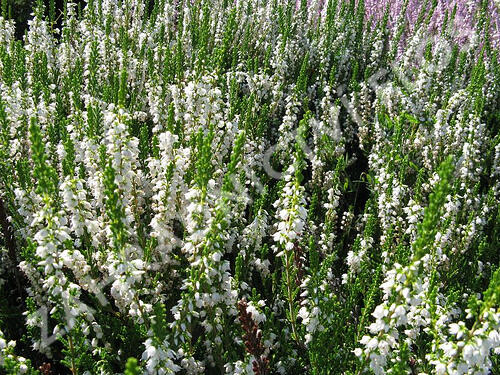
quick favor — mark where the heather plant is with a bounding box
[0,0,499,374]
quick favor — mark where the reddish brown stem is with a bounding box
[237,299,270,375]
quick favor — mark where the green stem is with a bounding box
[68,334,78,375]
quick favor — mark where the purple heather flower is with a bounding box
[364,0,499,48]
[297,0,499,49]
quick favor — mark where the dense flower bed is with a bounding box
[0,0,499,374]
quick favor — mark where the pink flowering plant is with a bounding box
[0,0,499,374]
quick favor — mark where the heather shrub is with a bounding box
[0,0,499,374]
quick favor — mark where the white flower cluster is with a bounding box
[272,165,307,256]
[0,330,30,374]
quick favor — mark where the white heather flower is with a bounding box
[273,165,307,255]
